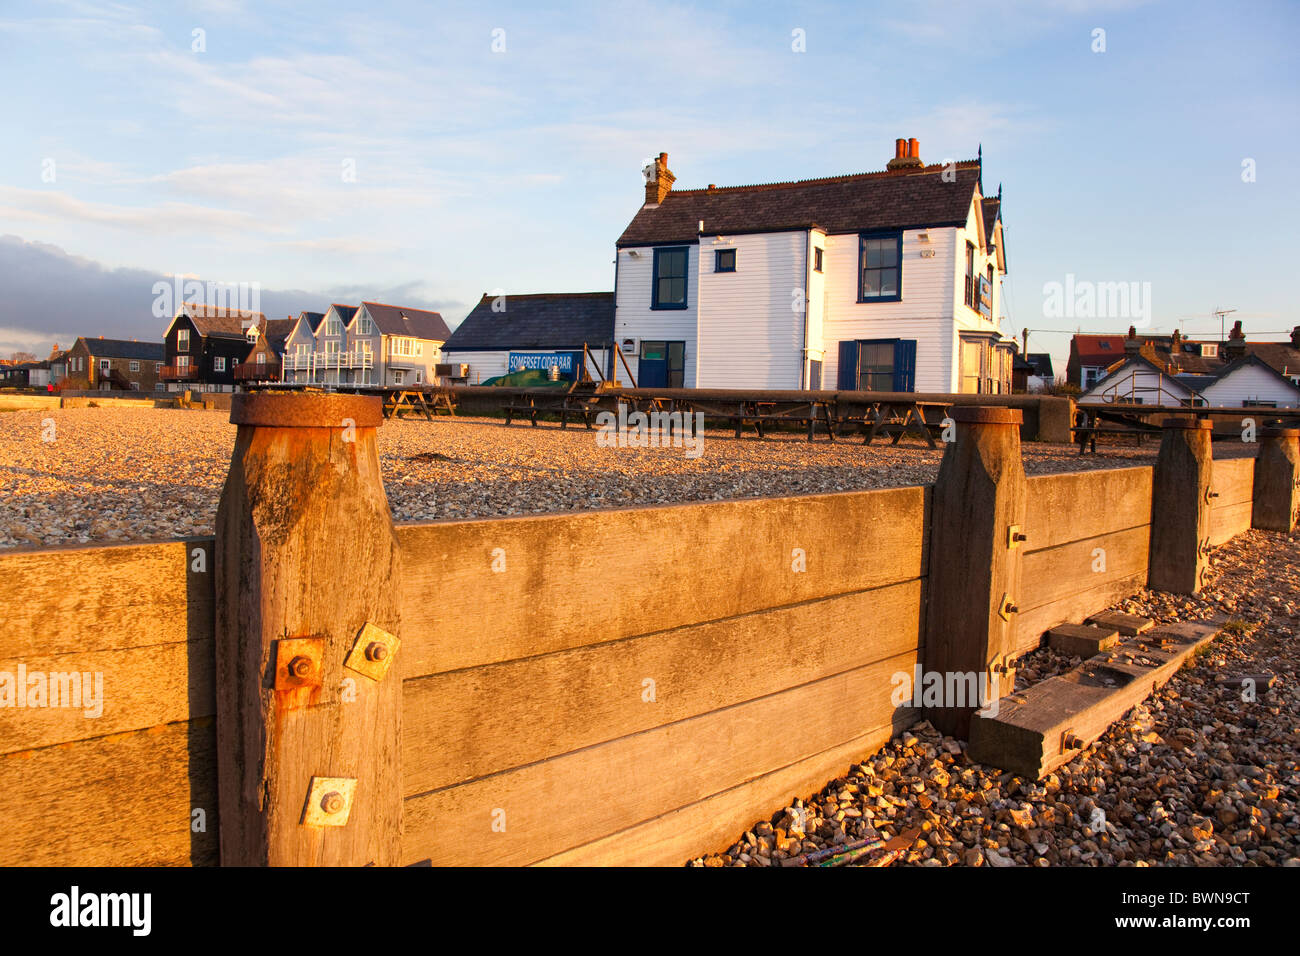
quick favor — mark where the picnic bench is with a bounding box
[675,397,837,441]
[836,399,950,448]
[503,380,610,429]
[381,386,457,421]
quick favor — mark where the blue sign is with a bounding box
[978,275,993,319]
[508,351,579,377]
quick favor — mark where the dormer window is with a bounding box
[1202,343,1218,358]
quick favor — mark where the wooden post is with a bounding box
[215,392,402,866]
[1148,417,1212,594]
[1252,427,1300,532]
[924,406,1025,739]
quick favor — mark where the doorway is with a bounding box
[639,340,685,388]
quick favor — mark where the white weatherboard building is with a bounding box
[282,302,451,387]
[613,140,1014,392]
[441,292,615,384]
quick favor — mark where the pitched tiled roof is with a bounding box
[1026,352,1053,377]
[330,304,358,325]
[300,311,327,333]
[360,302,451,342]
[617,161,982,246]
[445,292,615,351]
[77,337,165,360]
[179,303,267,338]
[263,318,297,353]
[981,197,1000,245]
[1246,342,1300,378]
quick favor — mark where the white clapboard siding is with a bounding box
[1081,362,1197,405]
[696,233,806,389]
[821,227,958,392]
[1200,363,1300,408]
[615,245,700,387]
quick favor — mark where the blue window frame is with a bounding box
[858,232,902,302]
[652,246,689,309]
[836,338,916,391]
[714,248,736,272]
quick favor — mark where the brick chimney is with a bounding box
[1124,325,1139,353]
[1170,329,1181,353]
[1223,319,1247,360]
[1291,326,1300,350]
[887,136,924,171]
[645,152,675,205]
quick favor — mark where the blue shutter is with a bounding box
[893,339,916,392]
[837,341,860,390]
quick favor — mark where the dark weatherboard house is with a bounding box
[442,292,616,384]
[161,303,268,391]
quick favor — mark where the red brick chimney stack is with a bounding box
[645,151,675,205]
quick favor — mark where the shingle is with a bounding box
[617,162,981,246]
[180,303,267,337]
[360,302,451,342]
[78,337,165,361]
[444,293,615,351]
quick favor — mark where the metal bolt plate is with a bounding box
[1007,524,1023,550]
[997,593,1017,621]
[344,622,400,681]
[275,636,325,708]
[302,776,357,828]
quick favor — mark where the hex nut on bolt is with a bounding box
[288,656,313,679]
[321,791,345,815]
[365,642,388,662]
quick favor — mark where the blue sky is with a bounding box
[1,0,1297,372]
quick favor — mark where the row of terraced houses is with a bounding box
[14,135,1293,401]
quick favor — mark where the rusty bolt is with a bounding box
[1012,532,1028,543]
[287,656,313,679]
[365,642,388,662]
[1004,602,1019,614]
[321,791,345,815]
[1062,732,1084,750]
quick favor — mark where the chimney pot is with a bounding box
[908,137,920,159]
[895,138,906,158]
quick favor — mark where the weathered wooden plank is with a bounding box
[1253,429,1300,532]
[1024,467,1153,552]
[401,648,919,866]
[0,538,214,660]
[923,407,1025,738]
[0,639,214,754]
[534,718,907,867]
[215,394,403,867]
[1013,571,1148,656]
[970,622,1219,778]
[1211,456,1255,506]
[1018,525,1149,614]
[396,485,929,677]
[0,717,218,866]
[403,580,921,795]
[1210,500,1253,547]
[1149,420,1213,594]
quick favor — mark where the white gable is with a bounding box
[1200,362,1300,407]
